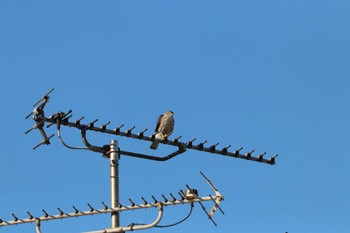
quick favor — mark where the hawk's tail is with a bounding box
[150,133,163,150]
[150,141,159,150]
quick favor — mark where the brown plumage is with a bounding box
[150,111,175,150]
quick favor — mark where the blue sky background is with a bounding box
[1,1,350,233]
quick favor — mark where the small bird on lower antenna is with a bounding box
[150,111,175,150]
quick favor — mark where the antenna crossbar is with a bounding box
[0,195,223,228]
[28,111,276,165]
[25,89,277,165]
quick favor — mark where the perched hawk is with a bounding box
[150,111,175,150]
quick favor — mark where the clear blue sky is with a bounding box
[1,1,350,233]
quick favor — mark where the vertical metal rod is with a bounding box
[35,219,42,233]
[110,140,120,228]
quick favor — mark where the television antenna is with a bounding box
[1,88,277,232]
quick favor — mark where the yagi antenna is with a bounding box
[1,173,224,233]
[24,88,278,165]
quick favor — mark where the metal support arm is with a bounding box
[81,128,187,160]
[84,204,163,233]
[119,146,186,161]
[81,128,107,154]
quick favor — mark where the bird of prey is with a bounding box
[150,111,175,150]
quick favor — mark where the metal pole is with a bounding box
[35,219,42,233]
[110,140,120,228]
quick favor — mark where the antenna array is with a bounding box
[0,172,224,233]
[1,88,277,232]
[24,88,278,165]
